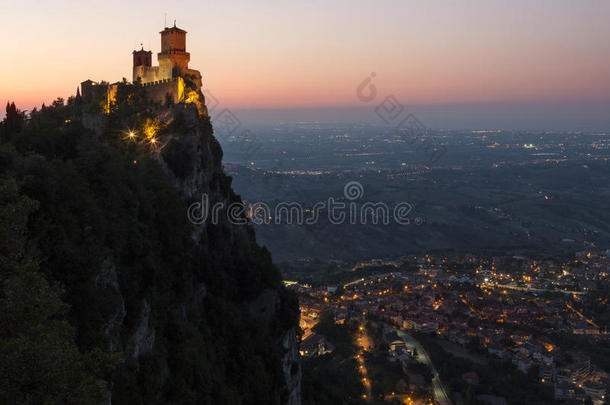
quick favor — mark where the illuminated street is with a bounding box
[356,325,373,402]
[395,329,453,405]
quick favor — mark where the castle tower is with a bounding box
[132,47,153,83]
[124,24,205,115]
[158,23,190,80]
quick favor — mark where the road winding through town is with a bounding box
[356,326,373,402]
[395,329,453,405]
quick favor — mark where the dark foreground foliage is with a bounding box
[0,94,298,404]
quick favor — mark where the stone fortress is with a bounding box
[81,23,205,114]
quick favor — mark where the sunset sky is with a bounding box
[2,0,610,128]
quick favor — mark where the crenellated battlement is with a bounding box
[141,77,179,87]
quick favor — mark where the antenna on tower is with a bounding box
[164,13,167,28]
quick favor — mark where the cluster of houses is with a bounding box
[291,251,609,404]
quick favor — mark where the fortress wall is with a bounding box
[82,76,185,112]
[142,77,185,105]
[134,66,163,84]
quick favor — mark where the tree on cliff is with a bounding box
[0,101,26,141]
[0,177,115,404]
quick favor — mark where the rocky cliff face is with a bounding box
[148,103,302,404]
[82,101,302,404]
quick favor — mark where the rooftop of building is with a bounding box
[160,23,186,34]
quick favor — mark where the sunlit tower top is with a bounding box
[158,22,191,79]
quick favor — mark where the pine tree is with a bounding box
[0,101,25,141]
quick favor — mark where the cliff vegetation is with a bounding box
[0,85,300,404]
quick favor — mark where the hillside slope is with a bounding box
[0,85,300,404]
